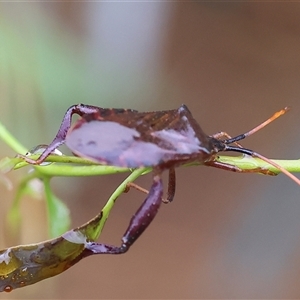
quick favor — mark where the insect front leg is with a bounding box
[22,104,101,165]
[85,175,163,254]
[205,160,277,176]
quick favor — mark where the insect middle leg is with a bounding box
[126,168,176,203]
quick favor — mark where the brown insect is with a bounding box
[21,104,300,255]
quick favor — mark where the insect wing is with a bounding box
[66,120,176,168]
[66,108,210,168]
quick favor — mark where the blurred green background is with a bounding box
[1,2,300,298]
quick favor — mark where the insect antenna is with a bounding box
[224,145,300,186]
[224,107,289,145]
[221,107,300,185]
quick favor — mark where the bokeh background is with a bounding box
[1,2,300,299]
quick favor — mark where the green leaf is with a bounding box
[0,168,147,292]
[6,173,37,239]
[43,177,70,238]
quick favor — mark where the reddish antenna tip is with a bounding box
[277,106,290,116]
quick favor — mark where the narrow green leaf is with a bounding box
[43,177,70,238]
[6,173,42,239]
[0,121,27,154]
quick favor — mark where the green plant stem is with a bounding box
[215,155,300,174]
[4,153,300,179]
[93,167,147,239]
[1,118,300,177]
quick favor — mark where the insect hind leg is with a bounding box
[85,175,163,254]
